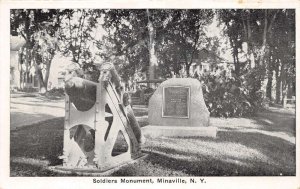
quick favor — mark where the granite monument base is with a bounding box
[142,125,217,138]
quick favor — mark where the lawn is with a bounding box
[10,106,295,176]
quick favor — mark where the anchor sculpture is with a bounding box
[55,63,144,173]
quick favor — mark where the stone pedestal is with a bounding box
[142,126,217,138]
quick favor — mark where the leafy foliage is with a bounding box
[11,9,62,91]
[99,9,152,82]
[100,9,214,80]
[11,9,295,112]
[201,72,265,117]
[58,9,101,65]
[44,88,65,99]
[156,10,214,77]
[217,9,295,103]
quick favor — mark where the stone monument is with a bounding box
[142,78,217,138]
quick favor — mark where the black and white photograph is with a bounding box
[0,1,299,189]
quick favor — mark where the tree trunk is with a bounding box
[266,69,273,100]
[36,67,46,92]
[275,67,281,104]
[173,56,181,76]
[185,63,191,77]
[34,56,47,93]
[242,12,251,68]
[255,11,269,94]
[43,63,51,92]
[25,48,29,88]
[266,31,276,101]
[282,82,287,105]
[146,69,150,88]
[280,63,287,105]
[229,37,240,76]
[287,83,292,98]
[259,10,268,67]
[18,49,24,89]
[245,12,256,69]
[19,69,23,90]
[234,45,240,76]
[146,9,158,87]
[44,53,55,91]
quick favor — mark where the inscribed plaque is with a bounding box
[162,86,190,118]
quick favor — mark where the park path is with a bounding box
[10,95,65,130]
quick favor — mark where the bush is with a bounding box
[144,88,155,94]
[45,88,65,98]
[144,88,155,105]
[200,71,265,118]
[22,86,38,93]
[132,88,155,105]
[132,89,142,97]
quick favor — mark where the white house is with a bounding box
[180,48,236,78]
[10,35,39,91]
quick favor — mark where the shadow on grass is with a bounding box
[10,162,61,176]
[10,117,64,168]
[217,131,295,167]
[10,112,60,129]
[142,131,295,176]
[252,109,295,135]
[10,112,295,176]
[144,151,248,176]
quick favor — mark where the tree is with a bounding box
[58,9,101,66]
[100,9,159,87]
[157,10,214,77]
[32,29,58,92]
[268,9,295,103]
[218,9,295,104]
[11,9,62,92]
[100,9,214,83]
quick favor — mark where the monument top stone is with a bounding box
[148,78,210,127]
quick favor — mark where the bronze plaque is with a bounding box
[162,86,190,118]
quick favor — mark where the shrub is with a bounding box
[23,86,38,93]
[144,88,155,105]
[132,88,155,105]
[144,88,155,94]
[132,89,142,97]
[200,71,265,117]
[45,88,65,98]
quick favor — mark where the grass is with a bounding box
[10,107,295,176]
